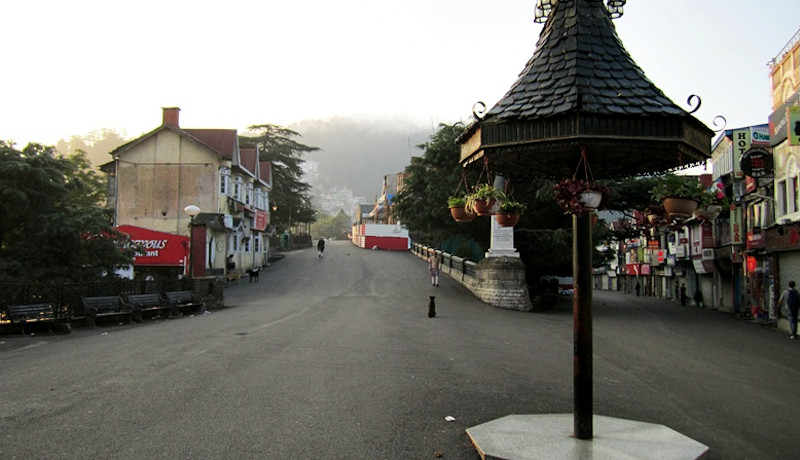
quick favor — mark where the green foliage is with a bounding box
[0,141,134,282]
[392,123,489,250]
[239,124,319,231]
[447,196,467,207]
[650,174,709,203]
[469,183,506,200]
[499,200,526,215]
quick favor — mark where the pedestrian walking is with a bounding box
[635,281,640,297]
[680,283,687,306]
[317,238,325,258]
[778,280,799,339]
[428,251,440,287]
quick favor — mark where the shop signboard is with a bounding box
[732,129,751,179]
[746,230,765,250]
[740,147,773,178]
[116,225,189,267]
[769,90,799,146]
[730,207,743,245]
[253,210,268,231]
[790,106,800,146]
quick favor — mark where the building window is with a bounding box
[254,235,260,253]
[220,167,231,195]
[230,234,240,252]
[777,180,787,216]
[234,177,243,202]
[246,184,253,206]
[243,238,251,253]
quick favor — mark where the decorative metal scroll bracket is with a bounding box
[472,101,486,121]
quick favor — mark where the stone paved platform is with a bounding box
[466,414,709,460]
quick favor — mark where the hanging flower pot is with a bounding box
[662,197,698,220]
[553,179,612,215]
[465,184,506,217]
[650,174,712,221]
[579,190,603,210]
[448,197,475,223]
[450,206,475,223]
[472,199,497,216]
[495,200,526,227]
[495,212,520,227]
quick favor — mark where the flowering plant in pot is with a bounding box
[448,196,475,223]
[495,200,526,227]
[553,179,612,215]
[466,184,506,216]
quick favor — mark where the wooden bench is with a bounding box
[123,293,174,322]
[81,296,132,327]
[2,303,71,334]
[164,290,205,314]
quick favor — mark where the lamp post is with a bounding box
[184,205,201,278]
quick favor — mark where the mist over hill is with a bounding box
[289,116,436,199]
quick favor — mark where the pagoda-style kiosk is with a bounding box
[460,1,713,458]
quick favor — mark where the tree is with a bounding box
[238,125,319,232]
[393,123,490,257]
[0,141,134,282]
[311,209,352,240]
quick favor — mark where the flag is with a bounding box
[708,178,724,199]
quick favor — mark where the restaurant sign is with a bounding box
[116,225,189,266]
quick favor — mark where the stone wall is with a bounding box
[413,244,532,311]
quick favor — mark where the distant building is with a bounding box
[102,107,273,278]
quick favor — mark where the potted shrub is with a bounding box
[553,179,612,215]
[650,174,710,220]
[495,200,526,227]
[448,196,475,223]
[466,184,506,216]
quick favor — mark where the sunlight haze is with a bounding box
[2,0,798,147]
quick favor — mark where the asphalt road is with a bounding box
[2,240,798,459]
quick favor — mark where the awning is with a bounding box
[116,225,189,267]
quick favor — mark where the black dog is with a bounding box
[428,296,436,318]
[246,268,260,283]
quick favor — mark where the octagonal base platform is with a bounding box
[466,414,708,460]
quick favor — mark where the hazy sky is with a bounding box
[2,0,799,147]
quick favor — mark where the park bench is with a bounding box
[2,303,71,334]
[123,293,174,322]
[164,290,205,314]
[81,295,132,327]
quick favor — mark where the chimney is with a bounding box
[162,107,180,128]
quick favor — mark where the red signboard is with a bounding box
[116,225,189,267]
[253,210,268,231]
[626,264,641,276]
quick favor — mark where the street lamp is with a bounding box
[184,205,201,278]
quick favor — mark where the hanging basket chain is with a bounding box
[572,146,595,182]
[453,170,472,197]
[476,156,492,187]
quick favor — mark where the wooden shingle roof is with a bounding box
[486,0,684,121]
[460,0,713,179]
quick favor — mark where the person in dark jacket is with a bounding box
[317,238,325,258]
